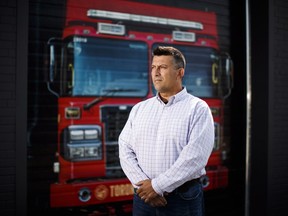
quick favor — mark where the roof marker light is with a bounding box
[98,23,125,35]
[88,9,203,30]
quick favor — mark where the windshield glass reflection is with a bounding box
[152,44,220,98]
[63,37,149,97]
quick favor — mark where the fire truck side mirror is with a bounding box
[226,56,234,90]
[46,38,62,83]
[220,53,234,98]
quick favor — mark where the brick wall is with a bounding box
[0,1,17,215]
[250,0,288,215]
[0,0,28,215]
[268,0,288,215]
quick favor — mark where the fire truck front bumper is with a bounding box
[50,178,133,208]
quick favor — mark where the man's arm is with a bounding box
[118,107,149,185]
[151,103,214,195]
[136,179,167,207]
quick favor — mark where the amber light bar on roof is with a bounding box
[87,9,204,30]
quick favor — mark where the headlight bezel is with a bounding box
[61,125,103,161]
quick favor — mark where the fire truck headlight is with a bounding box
[70,130,84,140]
[69,129,100,140]
[62,125,103,161]
[85,145,101,157]
[69,146,85,159]
[84,129,99,140]
[68,144,102,160]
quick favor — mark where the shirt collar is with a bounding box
[156,87,188,105]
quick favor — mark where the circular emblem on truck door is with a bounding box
[94,185,109,200]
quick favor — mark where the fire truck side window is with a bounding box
[62,37,149,97]
[152,44,220,98]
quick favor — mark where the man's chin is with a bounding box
[153,87,161,92]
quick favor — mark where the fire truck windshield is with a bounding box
[62,37,149,97]
[152,44,222,98]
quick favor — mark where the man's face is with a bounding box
[151,55,183,95]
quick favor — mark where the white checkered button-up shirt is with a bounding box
[119,88,214,196]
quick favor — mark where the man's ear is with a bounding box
[178,68,185,79]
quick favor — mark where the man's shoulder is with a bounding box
[185,93,209,108]
[139,96,156,104]
[132,96,157,110]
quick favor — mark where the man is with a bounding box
[119,46,214,216]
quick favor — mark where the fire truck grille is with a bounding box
[101,105,133,142]
[101,105,133,177]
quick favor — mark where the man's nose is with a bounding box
[154,67,161,75]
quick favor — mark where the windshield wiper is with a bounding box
[83,96,104,110]
[83,88,140,110]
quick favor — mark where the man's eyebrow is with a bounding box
[151,64,168,67]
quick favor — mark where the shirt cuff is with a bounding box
[151,179,164,196]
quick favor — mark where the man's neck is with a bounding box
[159,86,183,103]
[159,94,169,103]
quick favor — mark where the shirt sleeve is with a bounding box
[152,101,214,195]
[118,105,149,186]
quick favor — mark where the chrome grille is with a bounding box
[101,105,133,177]
[101,105,132,142]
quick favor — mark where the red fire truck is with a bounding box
[47,0,233,212]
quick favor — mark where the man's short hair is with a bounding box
[153,46,186,69]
